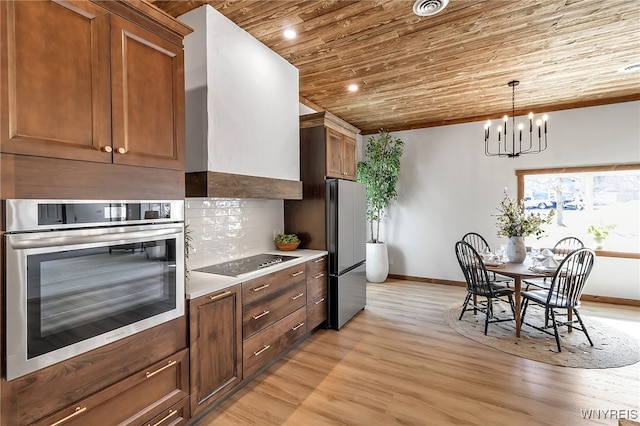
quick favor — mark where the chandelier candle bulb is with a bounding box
[518,123,524,142]
[528,112,533,131]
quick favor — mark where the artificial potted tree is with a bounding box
[357,129,404,282]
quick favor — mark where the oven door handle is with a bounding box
[9,227,184,250]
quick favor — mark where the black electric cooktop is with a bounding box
[195,253,299,277]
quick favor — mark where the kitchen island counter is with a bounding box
[186,249,327,299]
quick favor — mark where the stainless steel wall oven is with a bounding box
[3,200,185,380]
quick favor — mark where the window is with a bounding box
[517,164,640,259]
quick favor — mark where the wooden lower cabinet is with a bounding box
[241,265,309,379]
[31,349,189,426]
[189,285,243,416]
[243,307,307,378]
[306,256,328,330]
[145,397,189,426]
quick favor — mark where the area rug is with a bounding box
[444,302,640,368]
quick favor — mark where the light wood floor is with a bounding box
[194,279,640,426]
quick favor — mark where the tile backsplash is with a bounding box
[185,198,284,269]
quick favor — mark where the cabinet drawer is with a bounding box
[242,264,306,304]
[33,349,189,426]
[306,269,327,302]
[143,397,189,426]
[306,256,327,277]
[307,294,327,330]
[243,280,306,338]
[243,308,307,378]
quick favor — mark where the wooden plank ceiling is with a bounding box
[151,0,640,134]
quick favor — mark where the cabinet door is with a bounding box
[189,286,242,416]
[326,128,344,178]
[110,14,185,170]
[0,0,111,162]
[342,135,357,180]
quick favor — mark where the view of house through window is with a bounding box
[517,165,640,256]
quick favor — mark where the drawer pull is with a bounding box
[292,322,305,331]
[145,360,177,379]
[314,297,326,305]
[50,406,87,426]
[291,271,304,277]
[210,290,231,300]
[314,258,324,263]
[291,292,304,300]
[314,272,325,279]
[148,409,178,426]
[253,344,271,356]
[253,310,270,320]
[253,284,270,292]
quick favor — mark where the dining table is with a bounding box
[485,261,554,337]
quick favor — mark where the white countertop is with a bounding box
[185,249,328,299]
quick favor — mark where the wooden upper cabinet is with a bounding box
[326,128,357,180]
[300,112,360,182]
[110,14,184,170]
[0,0,187,170]
[326,128,343,178]
[0,0,112,163]
[341,134,357,180]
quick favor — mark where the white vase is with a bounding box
[506,236,527,263]
[366,242,389,283]
[593,237,604,250]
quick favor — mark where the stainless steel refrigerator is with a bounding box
[326,179,367,330]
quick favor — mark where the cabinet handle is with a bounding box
[50,407,87,426]
[292,322,305,331]
[252,284,270,292]
[148,409,178,426]
[115,147,127,154]
[314,273,325,279]
[291,292,304,300]
[314,258,324,263]
[145,360,177,379]
[253,310,270,320]
[210,290,231,300]
[253,345,270,356]
[291,271,304,277]
[314,297,325,305]
[101,146,112,153]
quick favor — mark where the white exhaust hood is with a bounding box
[179,5,302,199]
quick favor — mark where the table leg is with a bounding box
[514,277,522,338]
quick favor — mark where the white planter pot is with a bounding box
[593,237,604,250]
[366,242,389,283]
[506,236,527,263]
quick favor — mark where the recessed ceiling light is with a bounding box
[348,84,359,92]
[413,0,448,17]
[618,62,640,73]
[283,29,297,39]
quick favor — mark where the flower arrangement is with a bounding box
[494,191,554,238]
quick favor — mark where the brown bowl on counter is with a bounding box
[276,241,300,251]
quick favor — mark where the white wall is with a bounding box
[383,101,640,299]
[180,5,300,181]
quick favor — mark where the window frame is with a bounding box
[516,163,640,260]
